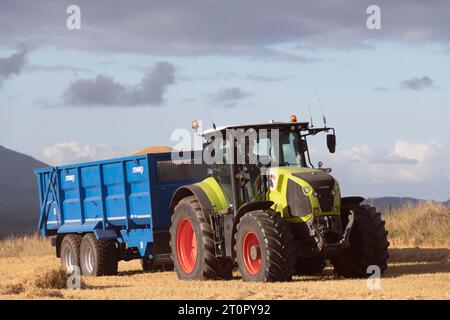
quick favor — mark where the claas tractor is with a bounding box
[169,116,389,281]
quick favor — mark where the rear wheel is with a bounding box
[332,205,389,278]
[60,234,81,273]
[170,196,233,280]
[79,233,118,276]
[235,210,296,282]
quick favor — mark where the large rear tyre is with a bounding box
[79,233,119,277]
[332,205,389,278]
[170,196,233,280]
[235,210,296,282]
[60,234,81,273]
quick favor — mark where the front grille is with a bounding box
[293,171,335,212]
[286,179,311,217]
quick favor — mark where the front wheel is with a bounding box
[235,210,296,282]
[332,205,389,278]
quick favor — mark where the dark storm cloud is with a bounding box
[401,76,437,91]
[209,87,251,108]
[0,46,27,86]
[63,62,175,107]
[1,1,450,56]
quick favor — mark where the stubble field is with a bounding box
[0,203,449,300]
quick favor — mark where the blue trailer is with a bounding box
[34,151,207,276]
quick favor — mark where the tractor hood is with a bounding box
[267,166,341,221]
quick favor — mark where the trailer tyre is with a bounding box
[332,205,389,278]
[235,210,296,282]
[80,233,118,277]
[170,196,233,280]
[60,234,81,273]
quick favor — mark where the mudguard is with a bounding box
[169,177,229,222]
[341,196,365,207]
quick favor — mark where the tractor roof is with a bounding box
[202,121,310,136]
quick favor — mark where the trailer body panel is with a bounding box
[34,152,206,261]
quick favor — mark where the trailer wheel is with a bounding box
[235,210,296,282]
[170,196,233,280]
[80,233,118,277]
[332,205,389,278]
[60,234,81,273]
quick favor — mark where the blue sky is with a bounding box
[0,1,449,200]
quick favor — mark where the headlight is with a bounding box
[303,186,311,194]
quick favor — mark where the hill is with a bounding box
[0,146,48,238]
[363,196,448,212]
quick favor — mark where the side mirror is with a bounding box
[327,134,336,153]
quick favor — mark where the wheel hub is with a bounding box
[250,245,260,260]
[242,231,262,275]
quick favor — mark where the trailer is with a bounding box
[35,151,206,276]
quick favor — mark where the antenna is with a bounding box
[206,105,217,130]
[314,85,327,128]
[308,104,314,128]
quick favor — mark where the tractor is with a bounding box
[169,116,389,282]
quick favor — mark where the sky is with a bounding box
[0,0,449,200]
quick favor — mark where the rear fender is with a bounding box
[169,177,229,222]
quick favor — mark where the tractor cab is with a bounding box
[198,116,337,216]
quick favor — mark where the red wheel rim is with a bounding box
[176,218,197,273]
[242,231,261,275]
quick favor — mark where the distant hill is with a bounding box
[363,197,449,213]
[0,146,48,238]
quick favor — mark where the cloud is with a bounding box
[0,46,27,86]
[209,87,251,108]
[401,76,437,91]
[312,140,450,200]
[373,86,390,92]
[63,62,175,107]
[26,64,91,74]
[246,73,293,82]
[2,1,450,56]
[42,141,126,165]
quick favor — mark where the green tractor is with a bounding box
[169,116,389,281]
